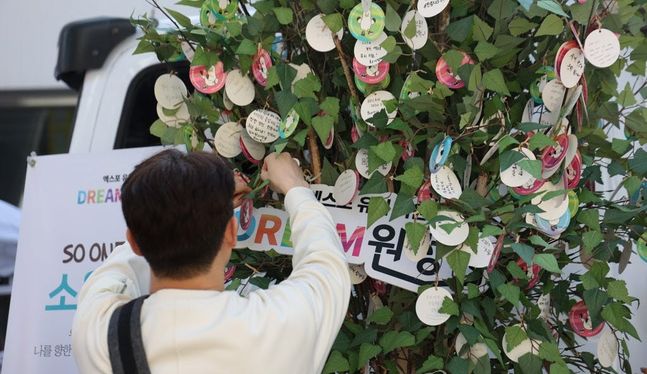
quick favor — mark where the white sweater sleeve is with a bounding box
[246,187,351,373]
[71,243,151,372]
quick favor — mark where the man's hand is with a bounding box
[233,171,252,208]
[261,153,309,195]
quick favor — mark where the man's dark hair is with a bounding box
[121,149,234,279]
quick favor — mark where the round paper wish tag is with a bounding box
[430,166,462,200]
[403,229,432,262]
[568,190,579,217]
[348,264,368,284]
[333,170,360,206]
[157,103,190,128]
[306,14,344,53]
[569,300,605,337]
[513,178,544,196]
[239,130,266,163]
[360,90,397,126]
[415,287,453,326]
[597,328,619,368]
[354,32,387,66]
[521,99,534,123]
[225,69,255,106]
[214,122,243,158]
[563,85,583,117]
[429,136,452,172]
[436,53,473,89]
[252,49,272,87]
[200,2,218,27]
[246,109,281,143]
[502,326,541,363]
[541,79,566,113]
[279,109,300,139]
[190,62,226,94]
[537,293,551,319]
[428,210,469,246]
[564,152,582,189]
[181,41,196,62]
[532,181,569,221]
[541,134,569,172]
[417,0,450,18]
[559,47,585,88]
[637,236,647,263]
[400,74,422,101]
[239,198,253,230]
[417,180,432,202]
[353,59,390,85]
[516,259,541,289]
[487,234,504,273]
[348,3,385,42]
[224,264,236,282]
[323,125,335,150]
[209,0,237,20]
[455,333,488,362]
[400,10,428,50]
[465,237,495,268]
[154,74,188,109]
[584,28,620,68]
[500,147,536,188]
[355,148,391,179]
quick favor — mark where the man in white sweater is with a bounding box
[72,150,351,374]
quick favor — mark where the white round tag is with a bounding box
[225,69,255,106]
[537,293,551,320]
[415,287,453,326]
[156,103,190,128]
[564,134,579,166]
[542,79,566,113]
[430,166,462,199]
[181,41,196,62]
[500,148,536,188]
[461,237,495,268]
[354,32,388,66]
[154,74,188,109]
[597,328,619,368]
[360,90,397,126]
[306,14,344,52]
[403,229,432,262]
[401,10,428,50]
[428,210,469,246]
[559,48,585,88]
[222,90,234,110]
[333,170,360,206]
[417,0,450,18]
[455,333,488,362]
[245,109,281,143]
[584,28,620,68]
[532,181,569,221]
[502,330,540,363]
[349,263,368,284]
[214,122,243,158]
[240,130,266,161]
[521,99,534,123]
[355,148,392,179]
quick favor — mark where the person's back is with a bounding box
[72,150,351,374]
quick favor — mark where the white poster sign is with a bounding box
[2,146,162,374]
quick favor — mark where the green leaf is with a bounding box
[512,243,535,265]
[439,296,460,316]
[583,288,608,326]
[322,351,349,373]
[534,253,561,273]
[272,7,293,25]
[499,150,525,171]
[293,73,321,98]
[371,141,397,163]
[418,200,439,222]
[537,0,570,18]
[528,132,557,150]
[504,325,527,351]
[483,69,511,96]
[539,341,565,364]
[164,7,194,28]
[367,196,389,228]
[498,283,521,306]
[385,3,402,32]
[358,343,382,367]
[395,166,424,189]
[367,307,394,325]
[509,17,537,36]
[447,356,470,374]
[582,230,603,253]
[549,363,570,374]
[447,249,471,285]
[236,39,258,55]
[536,14,564,36]
[607,280,634,303]
[517,159,543,179]
[487,0,517,19]
[312,115,335,144]
[576,209,601,231]
[417,355,444,372]
[150,119,167,137]
[474,42,499,61]
[322,12,343,33]
[405,222,427,255]
[274,90,298,119]
[601,302,640,340]
[276,63,297,91]
[379,331,415,354]
[473,16,494,41]
[380,36,397,53]
[320,97,340,117]
[447,16,474,42]
[617,82,637,107]
[519,353,543,373]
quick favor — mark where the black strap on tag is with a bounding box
[108,295,151,374]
